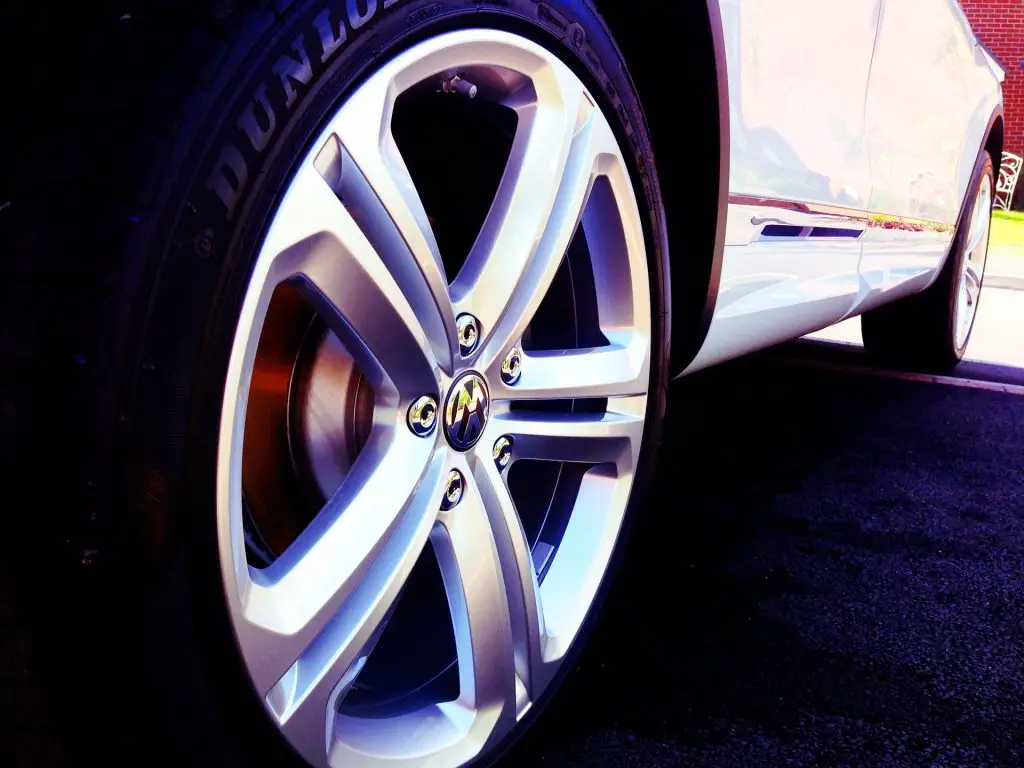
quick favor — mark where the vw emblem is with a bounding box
[443,372,489,451]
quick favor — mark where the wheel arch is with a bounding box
[985,110,1004,172]
[930,102,1004,283]
[957,101,1003,224]
[594,0,730,375]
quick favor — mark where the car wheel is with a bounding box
[861,150,994,371]
[21,2,669,766]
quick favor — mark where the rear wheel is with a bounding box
[18,3,669,767]
[862,152,994,371]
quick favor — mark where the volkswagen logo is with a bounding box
[443,372,489,451]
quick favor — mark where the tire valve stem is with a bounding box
[442,74,478,99]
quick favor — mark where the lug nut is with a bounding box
[492,436,514,470]
[456,314,479,357]
[442,469,465,510]
[500,347,522,386]
[407,395,438,437]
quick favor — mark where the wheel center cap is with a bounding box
[443,372,489,451]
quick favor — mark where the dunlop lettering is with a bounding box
[273,36,315,108]
[347,0,377,29]
[313,7,349,63]
[205,1,405,219]
[237,83,277,152]
[205,144,249,219]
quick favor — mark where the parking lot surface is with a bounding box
[519,348,1024,767]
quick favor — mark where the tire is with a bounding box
[11,2,669,766]
[861,150,995,372]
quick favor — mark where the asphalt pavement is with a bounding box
[518,349,1024,767]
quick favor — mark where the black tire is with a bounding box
[861,150,995,372]
[9,2,670,766]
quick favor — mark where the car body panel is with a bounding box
[856,0,1001,304]
[678,0,1002,376]
[684,0,879,373]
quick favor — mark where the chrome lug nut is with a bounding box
[407,395,438,437]
[456,314,479,357]
[500,347,522,386]
[442,469,465,510]
[492,435,514,471]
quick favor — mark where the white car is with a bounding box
[26,1,1002,766]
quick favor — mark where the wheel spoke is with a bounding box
[467,451,552,704]
[487,399,646,467]
[965,190,991,256]
[236,432,439,693]
[250,447,447,766]
[965,217,985,256]
[964,262,982,303]
[537,463,633,662]
[319,76,458,371]
[488,336,650,402]
[452,71,615,361]
[432,456,518,721]
[257,161,437,400]
[956,277,969,327]
[476,397,646,675]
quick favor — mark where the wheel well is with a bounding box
[594,1,728,373]
[986,114,1004,168]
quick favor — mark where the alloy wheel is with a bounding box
[954,172,992,350]
[217,29,651,767]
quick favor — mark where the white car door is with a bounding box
[688,0,882,372]
[857,0,1001,309]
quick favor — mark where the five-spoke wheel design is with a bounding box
[217,29,652,767]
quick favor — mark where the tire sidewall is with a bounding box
[126,1,670,764]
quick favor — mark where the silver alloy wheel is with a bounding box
[217,29,651,768]
[954,173,992,350]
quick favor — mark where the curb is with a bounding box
[985,275,1024,291]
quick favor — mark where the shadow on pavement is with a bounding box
[521,351,1024,767]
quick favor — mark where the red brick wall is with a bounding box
[960,0,1024,163]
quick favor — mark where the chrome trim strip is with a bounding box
[730,194,869,224]
[729,194,956,235]
[867,213,955,235]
